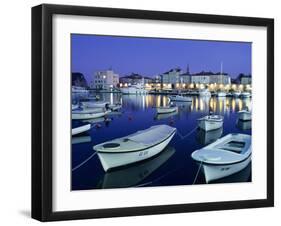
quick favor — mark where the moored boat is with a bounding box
[72,86,89,94]
[72,104,79,110]
[72,109,109,120]
[240,91,251,98]
[168,95,192,102]
[238,110,251,121]
[217,91,226,97]
[108,103,122,111]
[197,115,224,131]
[93,125,177,171]
[199,89,211,97]
[72,124,91,136]
[197,127,223,145]
[81,101,109,108]
[120,84,148,95]
[232,91,241,98]
[191,133,252,182]
[156,105,178,114]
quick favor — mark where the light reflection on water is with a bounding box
[72,93,252,190]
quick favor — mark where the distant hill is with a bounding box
[72,72,88,87]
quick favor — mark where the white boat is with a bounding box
[232,91,241,98]
[240,92,251,98]
[72,109,109,120]
[108,104,122,111]
[238,110,252,121]
[217,91,226,97]
[236,119,251,130]
[156,105,178,114]
[199,89,211,97]
[120,84,148,95]
[168,95,192,102]
[72,104,79,110]
[191,133,252,183]
[72,124,91,136]
[197,115,224,131]
[81,101,109,108]
[72,86,89,94]
[93,125,177,172]
[197,127,223,145]
[155,111,178,120]
[101,147,175,188]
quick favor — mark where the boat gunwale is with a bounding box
[193,153,251,166]
[95,129,176,154]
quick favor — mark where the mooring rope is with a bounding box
[72,152,97,172]
[192,161,203,184]
[177,126,198,140]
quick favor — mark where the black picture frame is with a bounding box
[32,4,274,222]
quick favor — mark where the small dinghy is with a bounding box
[72,104,79,110]
[197,115,224,131]
[156,105,178,114]
[238,109,251,121]
[81,101,109,108]
[240,92,251,98]
[169,95,192,102]
[217,91,226,97]
[72,109,109,120]
[93,125,177,172]
[232,91,241,98]
[72,124,91,136]
[191,133,251,183]
[108,103,122,111]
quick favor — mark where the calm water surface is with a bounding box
[72,93,252,190]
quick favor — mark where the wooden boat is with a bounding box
[238,110,251,121]
[236,119,252,130]
[217,91,226,97]
[156,105,178,114]
[93,125,177,172]
[81,101,109,108]
[108,104,122,111]
[240,92,251,98]
[199,89,211,97]
[72,104,79,110]
[191,133,251,182]
[197,115,224,131]
[72,109,109,120]
[72,124,91,135]
[197,127,223,145]
[169,95,192,102]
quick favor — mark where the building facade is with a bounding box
[91,69,119,89]
[190,71,230,85]
[160,68,182,89]
[119,73,153,85]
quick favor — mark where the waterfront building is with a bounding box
[191,71,230,85]
[191,71,211,84]
[91,69,119,90]
[239,74,252,85]
[119,73,153,86]
[160,68,182,89]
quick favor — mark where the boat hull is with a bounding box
[72,111,107,120]
[169,96,192,102]
[97,131,176,172]
[198,119,223,131]
[238,112,251,121]
[202,155,251,183]
[156,107,178,114]
[72,124,91,135]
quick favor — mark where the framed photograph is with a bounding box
[32,4,274,221]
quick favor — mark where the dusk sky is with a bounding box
[71,34,252,82]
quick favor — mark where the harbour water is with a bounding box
[72,93,252,190]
